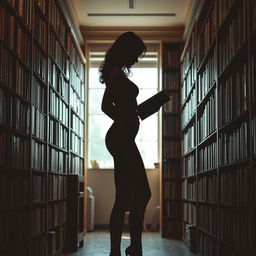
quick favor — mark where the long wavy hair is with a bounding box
[99,32,147,84]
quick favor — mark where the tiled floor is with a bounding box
[64,230,196,256]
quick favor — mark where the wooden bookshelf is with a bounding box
[181,0,255,255]
[161,43,182,239]
[0,0,86,255]
[65,175,85,252]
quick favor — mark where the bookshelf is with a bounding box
[0,0,86,255]
[181,0,255,255]
[66,175,85,252]
[161,43,182,239]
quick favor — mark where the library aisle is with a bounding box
[64,230,195,256]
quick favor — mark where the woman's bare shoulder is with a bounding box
[107,67,123,85]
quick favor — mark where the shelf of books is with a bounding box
[181,0,255,255]
[161,42,182,239]
[0,0,86,255]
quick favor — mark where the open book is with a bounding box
[137,90,171,120]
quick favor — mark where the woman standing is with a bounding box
[99,32,151,256]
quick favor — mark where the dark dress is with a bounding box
[105,72,151,253]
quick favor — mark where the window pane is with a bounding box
[136,141,158,169]
[88,139,114,168]
[88,89,104,114]
[130,68,158,89]
[136,114,158,141]
[88,115,112,141]
[89,68,102,88]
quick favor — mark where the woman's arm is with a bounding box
[101,67,121,120]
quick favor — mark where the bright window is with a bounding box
[87,44,159,169]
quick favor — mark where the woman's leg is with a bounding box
[128,143,151,253]
[109,158,133,255]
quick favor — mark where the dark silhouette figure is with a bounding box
[99,32,151,256]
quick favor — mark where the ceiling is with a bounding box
[69,0,193,27]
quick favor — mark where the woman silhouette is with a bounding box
[99,32,151,256]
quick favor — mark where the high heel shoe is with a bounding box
[125,246,142,256]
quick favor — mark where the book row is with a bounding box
[162,161,180,179]
[48,0,68,51]
[34,45,47,81]
[220,167,250,207]
[49,147,68,174]
[48,201,66,229]
[164,180,180,200]
[198,233,217,256]
[71,110,84,137]
[32,140,45,171]
[49,88,69,126]
[219,121,248,165]
[218,64,247,126]
[182,125,195,155]
[163,140,181,158]
[198,141,217,172]
[49,60,69,102]
[49,118,68,150]
[182,29,196,76]
[0,43,31,100]
[182,152,196,177]
[183,202,196,225]
[182,59,196,100]
[198,204,218,236]
[70,153,84,175]
[217,0,236,27]
[182,88,196,128]
[49,31,69,76]
[68,37,85,78]
[0,6,31,65]
[30,174,68,204]
[32,78,46,113]
[253,116,256,155]
[0,89,30,134]
[48,174,67,201]
[253,51,256,105]
[163,115,180,136]
[70,85,84,119]
[0,133,29,168]
[70,131,84,156]
[31,207,46,235]
[198,1,217,64]
[32,174,46,203]
[70,64,85,100]
[0,174,29,209]
[164,200,181,219]
[253,0,256,31]
[197,93,216,142]
[182,179,196,201]
[32,106,46,140]
[218,0,247,73]
[198,175,217,203]
[0,210,29,250]
[220,209,253,251]
[164,49,180,68]
[6,0,33,28]
[197,49,216,103]
[162,72,180,89]
[164,220,181,238]
[163,93,180,113]
[34,8,47,51]
[35,0,46,15]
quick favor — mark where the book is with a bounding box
[137,90,171,120]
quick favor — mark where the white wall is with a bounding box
[86,168,160,226]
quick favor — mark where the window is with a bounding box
[87,43,160,169]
